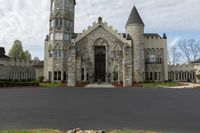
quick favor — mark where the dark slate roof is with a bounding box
[192,58,200,64]
[0,54,10,59]
[163,33,167,39]
[126,6,144,27]
[0,47,5,55]
[144,33,161,38]
[0,47,10,59]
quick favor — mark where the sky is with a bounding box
[0,0,200,59]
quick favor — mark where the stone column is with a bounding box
[61,71,64,81]
[68,41,76,86]
[52,71,54,82]
[123,44,133,87]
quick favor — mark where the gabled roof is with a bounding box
[126,6,144,27]
[75,17,127,44]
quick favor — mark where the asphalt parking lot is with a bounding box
[0,87,200,133]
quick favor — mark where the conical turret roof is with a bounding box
[126,6,144,27]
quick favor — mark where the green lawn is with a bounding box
[39,83,64,88]
[110,130,163,133]
[0,129,163,133]
[141,82,181,88]
[0,129,60,133]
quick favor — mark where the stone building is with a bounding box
[0,47,42,81]
[168,65,196,82]
[44,0,168,86]
[168,59,200,82]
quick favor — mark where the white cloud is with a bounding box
[0,0,199,59]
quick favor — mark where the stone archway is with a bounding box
[94,46,106,82]
[93,38,108,83]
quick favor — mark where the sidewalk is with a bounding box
[85,83,114,88]
[168,82,200,89]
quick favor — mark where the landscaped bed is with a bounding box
[0,129,163,133]
[39,82,66,88]
[0,81,39,87]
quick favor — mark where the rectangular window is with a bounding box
[55,33,63,40]
[49,51,53,57]
[55,0,63,10]
[52,0,55,10]
[81,68,84,81]
[58,50,61,57]
[58,71,61,81]
[55,19,62,27]
[50,34,53,40]
[63,51,68,58]
[50,20,54,27]
[54,71,58,81]
[64,33,70,41]
[53,50,57,57]
[150,72,153,80]
[63,72,66,81]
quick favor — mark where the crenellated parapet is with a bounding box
[168,64,195,72]
[75,17,127,43]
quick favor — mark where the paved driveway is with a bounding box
[0,87,200,133]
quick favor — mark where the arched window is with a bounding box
[49,50,53,57]
[63,51,68,58]
[54,0,63,10]
[65,0,71,10]
[113,71,118,81]
[113,44,121,59]
[53,49,62,58]
[149,54,156,63]
[51,0,55,10]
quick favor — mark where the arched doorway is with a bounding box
[94,46,106,82]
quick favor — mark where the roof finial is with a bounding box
[98,17,103,24]
[163,33,167,39]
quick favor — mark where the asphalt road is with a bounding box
[0,87,200,133]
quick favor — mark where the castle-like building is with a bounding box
[44,0,168,86]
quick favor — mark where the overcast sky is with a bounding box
[0,0,200,59]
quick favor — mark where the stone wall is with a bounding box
[168,64,196,82]
[144,37,168,81]
[75,26,124,84]
[0,59,36,81]
[126,23,145,83]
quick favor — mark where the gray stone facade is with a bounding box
[44,1,168,86]
[0,47,43,81]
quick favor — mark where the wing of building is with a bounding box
[44,0,168,86]
[0,47,40,81]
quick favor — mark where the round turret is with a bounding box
[125,6,145,83]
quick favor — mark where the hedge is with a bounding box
[0,81,39,87]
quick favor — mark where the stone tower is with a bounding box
[125,6,145,83]
[44,0,76,82]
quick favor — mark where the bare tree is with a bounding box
[169,46,182,65]
[178,39,200,63]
